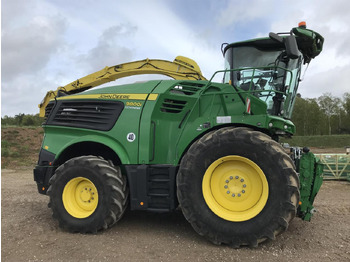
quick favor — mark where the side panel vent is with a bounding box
[46,100,124,131]
[170,82,204,95]
[160,99,187,114]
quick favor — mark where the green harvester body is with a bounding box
[35,23,325,232]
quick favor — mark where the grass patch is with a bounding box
[10,151,21,158]
[2,148,10,157]
[281,135,350,148]
[2,140,9,148]
[2,125,41,129]
[1,140,10,157]
[8,141,20,147]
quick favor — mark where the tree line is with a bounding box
[292,92,350,136]
[2,92,350,135]
[1,113,43,127]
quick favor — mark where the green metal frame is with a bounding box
[298,151,324,221]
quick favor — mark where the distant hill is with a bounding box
[2,127,43,169]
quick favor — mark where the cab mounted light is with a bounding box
[298,21,307,28]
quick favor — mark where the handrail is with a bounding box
[315,154,350,180]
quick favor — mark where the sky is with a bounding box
[2,0,350,116]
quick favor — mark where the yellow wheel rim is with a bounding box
[62,177,99,219]
[202,156,269,222]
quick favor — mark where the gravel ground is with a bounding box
[1,169,350,262]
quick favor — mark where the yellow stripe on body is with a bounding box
[56,93,159,101]
[147,94,158,101]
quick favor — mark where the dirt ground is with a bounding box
[1,169,350,262]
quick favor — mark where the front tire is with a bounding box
[177,127,299,247]
[47,156,128,233]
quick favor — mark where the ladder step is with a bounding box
[147,208,170,213]
[149,178,170,182]
[148,193,169,197]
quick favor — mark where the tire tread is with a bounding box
[177,127,299,247]
[47,155,128,233]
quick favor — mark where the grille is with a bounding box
[44,102,55,119]
[46,100,124,131]
[160,99,187,113]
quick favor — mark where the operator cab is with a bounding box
[223,23,324,120]
[223,37,303,119]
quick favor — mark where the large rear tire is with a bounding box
[177,127,299,247]
[47,156,128,233]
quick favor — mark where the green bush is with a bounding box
[2,114,43,127]
[2,148,10,157]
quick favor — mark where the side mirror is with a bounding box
[284,35,299,59]
[269,33,300,59]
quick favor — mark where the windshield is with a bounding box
[224,46,302,119]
